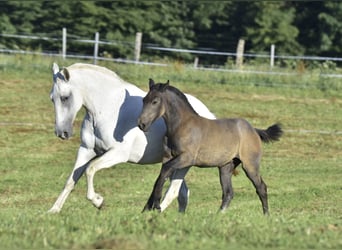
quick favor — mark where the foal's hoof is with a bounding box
[153,204,161,212]
[142,204,153,213]
[218,208,227,214]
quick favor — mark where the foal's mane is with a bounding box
[155,83,198,115]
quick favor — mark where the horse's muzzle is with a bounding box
[55,129,72,140]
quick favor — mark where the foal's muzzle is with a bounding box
[137,118,149,132]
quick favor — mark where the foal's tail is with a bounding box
[255,123,283,143]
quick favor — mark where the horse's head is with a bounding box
[138,79,169,132]
[50,63,83,139]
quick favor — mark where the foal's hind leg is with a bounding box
[219,158,241,211]
[241,160,269,215]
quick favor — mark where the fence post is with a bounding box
[270,44,275,68]
[134,32,142,62]
[236,39,245,68]
[62,27,67,59]
[194,57,199,68]
[93,32,99,65]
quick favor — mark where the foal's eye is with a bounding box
[60,96,69,103]
[152,100,158,105]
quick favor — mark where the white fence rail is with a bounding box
[1,28,342,77]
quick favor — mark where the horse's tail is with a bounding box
[255,123,283,143]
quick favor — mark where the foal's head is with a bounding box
[138,79,169,132]
[138,79,199,132]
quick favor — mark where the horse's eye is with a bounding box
[152,100,158,105]
[60,96,69,103]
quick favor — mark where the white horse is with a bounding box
[48,63,215,213]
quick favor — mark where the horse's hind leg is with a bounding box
[241,160,269,215]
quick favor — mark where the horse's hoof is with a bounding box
[91,194,104,208]
[47,207,60,214]
[97,200,105,210]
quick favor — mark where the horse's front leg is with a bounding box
[48,146,96,213]
[86,146,130,209]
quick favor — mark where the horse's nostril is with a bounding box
[63,131,69,138]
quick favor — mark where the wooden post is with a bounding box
[93,32,99,65]
[194,57,199,68]
[134,32,142,62]
[236,39,245,68]
[62,27,67,59]
[270,44,275,68]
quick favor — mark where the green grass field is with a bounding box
[0,54,341,249]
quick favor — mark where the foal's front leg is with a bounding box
[143,155,189,212]
[160,167,190,212]
[142,163,174,212]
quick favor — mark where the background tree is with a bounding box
[0,1,42,49]
[293,1,342,57]
[245,2,302,54]
[0,1,341,64]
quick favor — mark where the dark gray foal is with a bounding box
[138,79,283,214]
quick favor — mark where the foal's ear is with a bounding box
[149,78,155,89]
[62,68,70,82]
[165,80,170,86]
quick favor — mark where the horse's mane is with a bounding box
[68,63,121,79]
[156,83,198,115]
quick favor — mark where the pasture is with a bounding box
[0,54,341,249]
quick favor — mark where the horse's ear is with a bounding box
[52,63,60,75]
[62,68,70,82]
[149,78,155,89]
[165,80,169,86]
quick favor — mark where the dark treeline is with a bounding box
[0,1,341,64]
